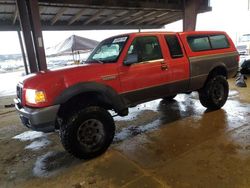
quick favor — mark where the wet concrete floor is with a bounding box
[0,77,250,188]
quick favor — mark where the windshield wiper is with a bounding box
[96,59,104,64]
[86,59,104,64]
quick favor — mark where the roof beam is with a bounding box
[125,11,156,25]
[147,12,171,25]
[12,8,18,25]
[39,6,45,15]
[157,13,181,25]
[100,10,128,24]
[84,9,105,24]
[112,10,144,24]
[40,24,163,30]
[68,8,85,25]
[12,5,41,25]
[51,7,67,25]
[38,0,184,10]
[135,11,165,25]
[149,12,180,25]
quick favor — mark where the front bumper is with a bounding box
[14,99,60,133]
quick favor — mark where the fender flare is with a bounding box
[54,82,127,114]
[208,63,228,78]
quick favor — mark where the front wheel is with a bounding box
[60,106,115,159]
[199,75,229,110]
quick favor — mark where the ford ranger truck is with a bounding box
[15,31,239,159]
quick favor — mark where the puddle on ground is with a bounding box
[229,90,239,98]
[13,131,51,151]
[114,93,203,142]
[114,119,160,142]
[114,100,159,121]
[25,138,51,151]
[114,91,250,143]
[224,100,250,129]
[13,131,45,141]
[33,151,78,178]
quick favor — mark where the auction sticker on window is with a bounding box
[113,37,127,43]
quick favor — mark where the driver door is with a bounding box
[119,35,170,104]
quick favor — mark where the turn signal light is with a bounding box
[25,89,47,104]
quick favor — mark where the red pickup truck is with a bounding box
[15,31,239,159]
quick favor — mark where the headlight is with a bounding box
[25,89,46,104]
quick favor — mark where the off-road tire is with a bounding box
[163,94,177,101]
[60,106,115,159]
[199,75,229,110]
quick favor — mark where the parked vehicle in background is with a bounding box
[15,31,239,159]
[241,58,250,74]
[237,34,250,55]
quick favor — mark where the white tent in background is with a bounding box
[46,35,99,57]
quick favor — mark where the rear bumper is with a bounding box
[14,99,60,133]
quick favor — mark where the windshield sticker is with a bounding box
[113,37,127,43]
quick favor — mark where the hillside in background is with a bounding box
[0,54,22,61]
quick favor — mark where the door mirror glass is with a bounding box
[124,53,138,65]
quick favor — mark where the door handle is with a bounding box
[161,64,168,70]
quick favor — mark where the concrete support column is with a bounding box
[183,0,201,31]
[16,0,38,73]
[16,0,47,73]
[27,0,47,71]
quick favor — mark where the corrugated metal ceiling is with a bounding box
[0,0,211,31]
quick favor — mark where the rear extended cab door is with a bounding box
[161,33,190,93]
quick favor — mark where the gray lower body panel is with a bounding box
[189,52,239,90]
[14,99,60,133]
[120,79,189,106]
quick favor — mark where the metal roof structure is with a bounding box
[0,0,211,31]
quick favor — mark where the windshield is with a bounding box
[86,36,128,63]
[239,35,250,42]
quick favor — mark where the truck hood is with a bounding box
[22,63,103,89]
[20,62,112,107]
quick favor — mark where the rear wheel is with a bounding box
[199,75,228,110]
[60,106,115,159]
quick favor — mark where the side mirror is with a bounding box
[124,54,138,65]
